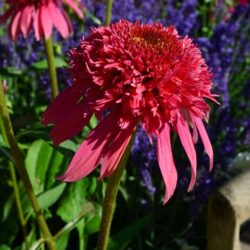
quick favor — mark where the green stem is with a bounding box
[1,116,29,249]
[0,79,56,250]
[104,0,113,25]
[97,133,135,250]
[44,37,59,99]
[9,162,29,250]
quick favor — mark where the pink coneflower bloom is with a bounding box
[42,21,218,203]
[0,0,84,40]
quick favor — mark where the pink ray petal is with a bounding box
[100,121,136,178]
[61,10,73,35]
[10,11,22,40]
[47,2,70,38]
[33,8,43,40]
[64,0,84,19]
[20,5,33,38]
[194,116,214,171]
[42,86,82,125]
[192,122,198,144]
[156,122,178,204]
[50,101,93,145]
[41,5,53,40]
[177,118,197,192]
[58,110,120,181]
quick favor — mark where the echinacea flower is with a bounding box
[0,0,84,40]
[42,20,218,203]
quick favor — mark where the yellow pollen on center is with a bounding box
[131,31,167,51]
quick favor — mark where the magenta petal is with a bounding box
[48,2,70,38]
[100,121,136,178]
[33,8,43,40]
[10,11,22,40]
[42,86,82,125]
[156,122,178,204]
[177,118,197,192]
[64,0,84,19]
[194,116,214,171]
[61,10,73,35]
[41,6,53,39]
[20,5,33,37]
[50,101,93,145]
[58,110,119,182]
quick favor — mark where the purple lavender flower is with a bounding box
[163,0,198,36]
[131,126,156,195]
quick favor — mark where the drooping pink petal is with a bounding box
[47,2,70,39]
[100,120,136,177]
[40,5,53,40]
[42,86,82,125]
[20,5,33,38]
[177,118,197,192]
[33,7,43,41]
[10,10,22,40]
[58,110,120,181]
[61,10,73,35]
[194,116,214,171]
[156,122,178,204]
[64,0,84,19]
[50,101,93,145]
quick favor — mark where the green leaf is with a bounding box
[31,57,67,70]
[56,233,70,250]
[57,179,97,248]
[0,245,11,250]
[25,139,67,194]
[84,211,101,235]
[25,139,53,194]
[38,183,67,209]
[107,215,152,250]
[55,203,94,239]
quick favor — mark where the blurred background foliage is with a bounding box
[0,0,250,249]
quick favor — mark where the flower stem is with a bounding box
[104,0,113,25]
[1,116,29,250]
[9,162,30,250]
[44,37,59,99]
[97,134,135,250]
[0,79,56,250]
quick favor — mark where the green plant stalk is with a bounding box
[0,80,56,250]
[9,162,30,250]
[104,0,113,25]
[97,133,135,250]
[1,115,29,249]
[44,37,59,99]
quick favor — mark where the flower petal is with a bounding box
[10,10,22,40]
[64,0,84,19]
[177,118,197,191]
[33,7,43,40]
[42,86,82,125]
[58,110,119,181]
[47,2,70,38]
[100,121,136,178]
[20,5,33,37]
[194,116,213,171]
[156,122,178,203]
[50,101,93,145]
[40,5,53,40]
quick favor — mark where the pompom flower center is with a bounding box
[131,26,171,52]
